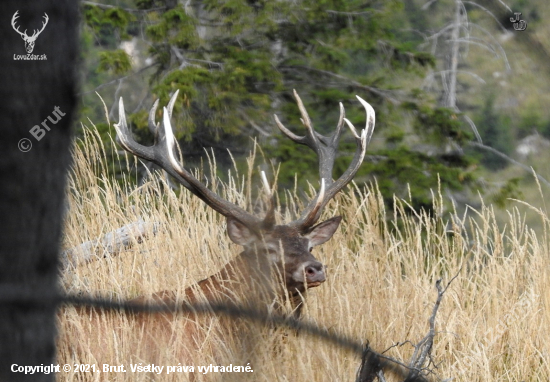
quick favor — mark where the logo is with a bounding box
[11,10,48,58]
[510,12,527,31]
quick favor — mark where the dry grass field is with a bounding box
[56,127,550,381]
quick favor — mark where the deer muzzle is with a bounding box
[304,262,326,288]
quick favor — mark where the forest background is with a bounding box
[79,0,550,229]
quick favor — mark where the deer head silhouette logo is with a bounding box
[11,11,49,54]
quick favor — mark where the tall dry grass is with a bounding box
[57,126,550,381]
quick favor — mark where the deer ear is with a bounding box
[226,218,256,245]
[305,216,342,247]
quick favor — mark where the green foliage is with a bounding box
[267,138,318,188]
[127,109,151,142]
[475,94,513,170]
[146,7,198,51]
[377,41,436,70]
[363,146,476,211]
[98,50,132,75]
[103,8,135,32]
[80,0,498,215]
[83,4,104,27]
[414,106,473,145]
[83,4,135,43]
[517,110,550,139]
[135,0,165,10]
[492,178,523,209]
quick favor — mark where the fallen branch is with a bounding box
[60,219,161,269]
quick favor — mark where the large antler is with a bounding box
[115,90,374,233]
[274,90,375,232]
[114,90,264,229]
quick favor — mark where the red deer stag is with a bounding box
[115,89,374,314]
[68,90,375,372]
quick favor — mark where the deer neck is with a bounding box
[186,249,279,308]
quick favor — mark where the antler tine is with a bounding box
[299,178,326,230]
[260,171,272,197]
[273,114,305,143]
[162,107,185,174]
[149,90,179,135]
[115,94,262,229]
[330,102,346,146]
[289,95,375,231]
[260,171,276,229]
[356,95,376,145]
[274,90,332,152]
[293,90,321,151]
[115,97,156,162]
[148,99,160,134]
[166,90,179,118]
[319,96,374,204]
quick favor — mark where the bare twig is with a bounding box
[421,0,439,10]
[109,79,124,120]
[79,64,156,96]
[407,274,459,380]
[82,1,166,13]
[427,69,486,84]
[239,110,272,136]
[280,65,400,104]
[356,346,383,382]
[462,1,509,32]
[468,141,550,188]
[462,114,482,143]
[326,10,379,16]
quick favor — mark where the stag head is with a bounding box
[11,11,49,54]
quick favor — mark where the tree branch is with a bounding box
[281,65,399,104]
[79,64,156,96]
[81,1,166,13]
[468,141,550,188]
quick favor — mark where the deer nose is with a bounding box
[305,263,326,284]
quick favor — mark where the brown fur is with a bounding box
[62,218,341,377]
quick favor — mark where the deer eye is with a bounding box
[309,247,313,252]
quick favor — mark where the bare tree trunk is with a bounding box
[446,0,461,110]
[0,1,79,380]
